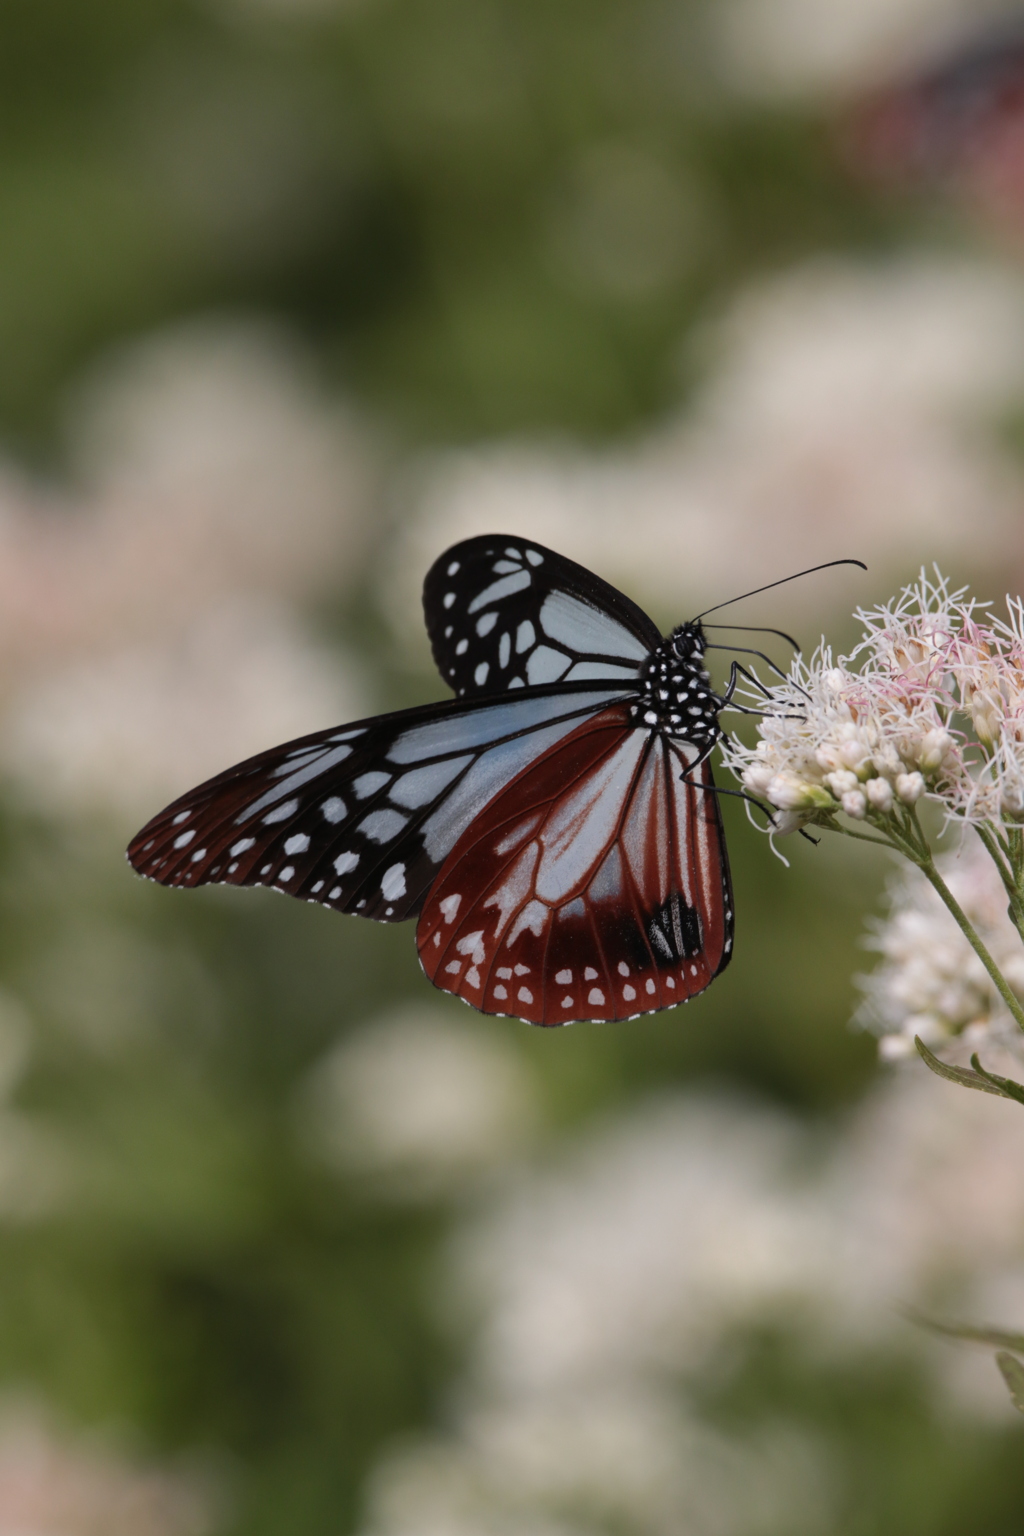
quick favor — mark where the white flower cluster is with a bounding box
[722,568,1024,834]
[859,833,1024,1061]
[355,1078,1024,1536]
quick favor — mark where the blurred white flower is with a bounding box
[355,1071,1024,1534]
[300,1008,538,1197]
[389,258,1024,659]
[457,1084,1024,1392]
[716,0,1000,98]
[453,1096,839,1398]
[360,1383,830,1536]
[858,832,1024,1056]
[0,320,371,694]
[0,1403,213,1536]
[0,600,367,825]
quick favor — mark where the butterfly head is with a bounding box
[631,622,719,741]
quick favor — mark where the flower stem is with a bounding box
[914,853,1024,1035]
[975,824,1024,938]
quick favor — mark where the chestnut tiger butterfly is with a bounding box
[127,538,862,1026]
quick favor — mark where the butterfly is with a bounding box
[127,538,857,1025]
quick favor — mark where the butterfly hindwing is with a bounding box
[127,686,633,923]
[417,704,734,1024]
[423,535,661,699]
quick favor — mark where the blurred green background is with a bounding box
[0,2,1023,1534]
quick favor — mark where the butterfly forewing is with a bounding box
[423,535,660,699]
[417,705,734,1025]
[127,686,633,923]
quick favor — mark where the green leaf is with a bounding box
[914,1037,1024,1105]
[969,1053,1024,1106]
[996,1352,1024,1415]
[909,1313,1024,1354]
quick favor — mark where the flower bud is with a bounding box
[871,745,902,779]
[970,691,1002,748]
[825,769,858,797]
[766,772,833,811]
[814,743,843,773]
[917,728,953,773]
[770,809,804,836]
[838,735,872,773]
[895,771,925,805]
[742,763,775,796]
[841,788,867,819]
[865,776,893,813]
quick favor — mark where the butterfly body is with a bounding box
[128,536,735,1025]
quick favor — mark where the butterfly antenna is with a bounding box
[703,623,802,652]
[693,559,866,622]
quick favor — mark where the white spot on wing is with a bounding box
[499,632,511,669]
[284,834,310,855]
[474,661,489,687]
[526,646,571,684]
[467,570,531,613]
[455,638,469,655]
[456,930,486,965]
[617,961,630,976]
[443,592,456,609]
[243,745,353,820]
[381,862,407,900]
[334,851,359,875]
[623,984,636,1000]
[353,771,391,800]
[525,549,544,566]
[476,612,498,636]
[230,837,255,856]
[439,894,462,924]
[588,988,605,1006]
[172,811,191,825]
[190,847,207,862]
[515,620,535,653]
[555,968,572,984]
[359,808,409,843]
[173,830,196,848]
[539,591,648,661]
[263,798,299,825]
[517,986,533,1004]
[506,900,546,944]
[280,865,295,881]
[584,967,598,980]
[564,661,639,681]
[390,755,472,809]
[447,560,460,576]
[321,797,346,823]
[494,984,508,1000]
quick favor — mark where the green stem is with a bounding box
[976,823,1016,898]
[915,855,1024,1035]
[976,823,1024,938]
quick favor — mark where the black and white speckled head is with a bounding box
[629,621,721,744]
